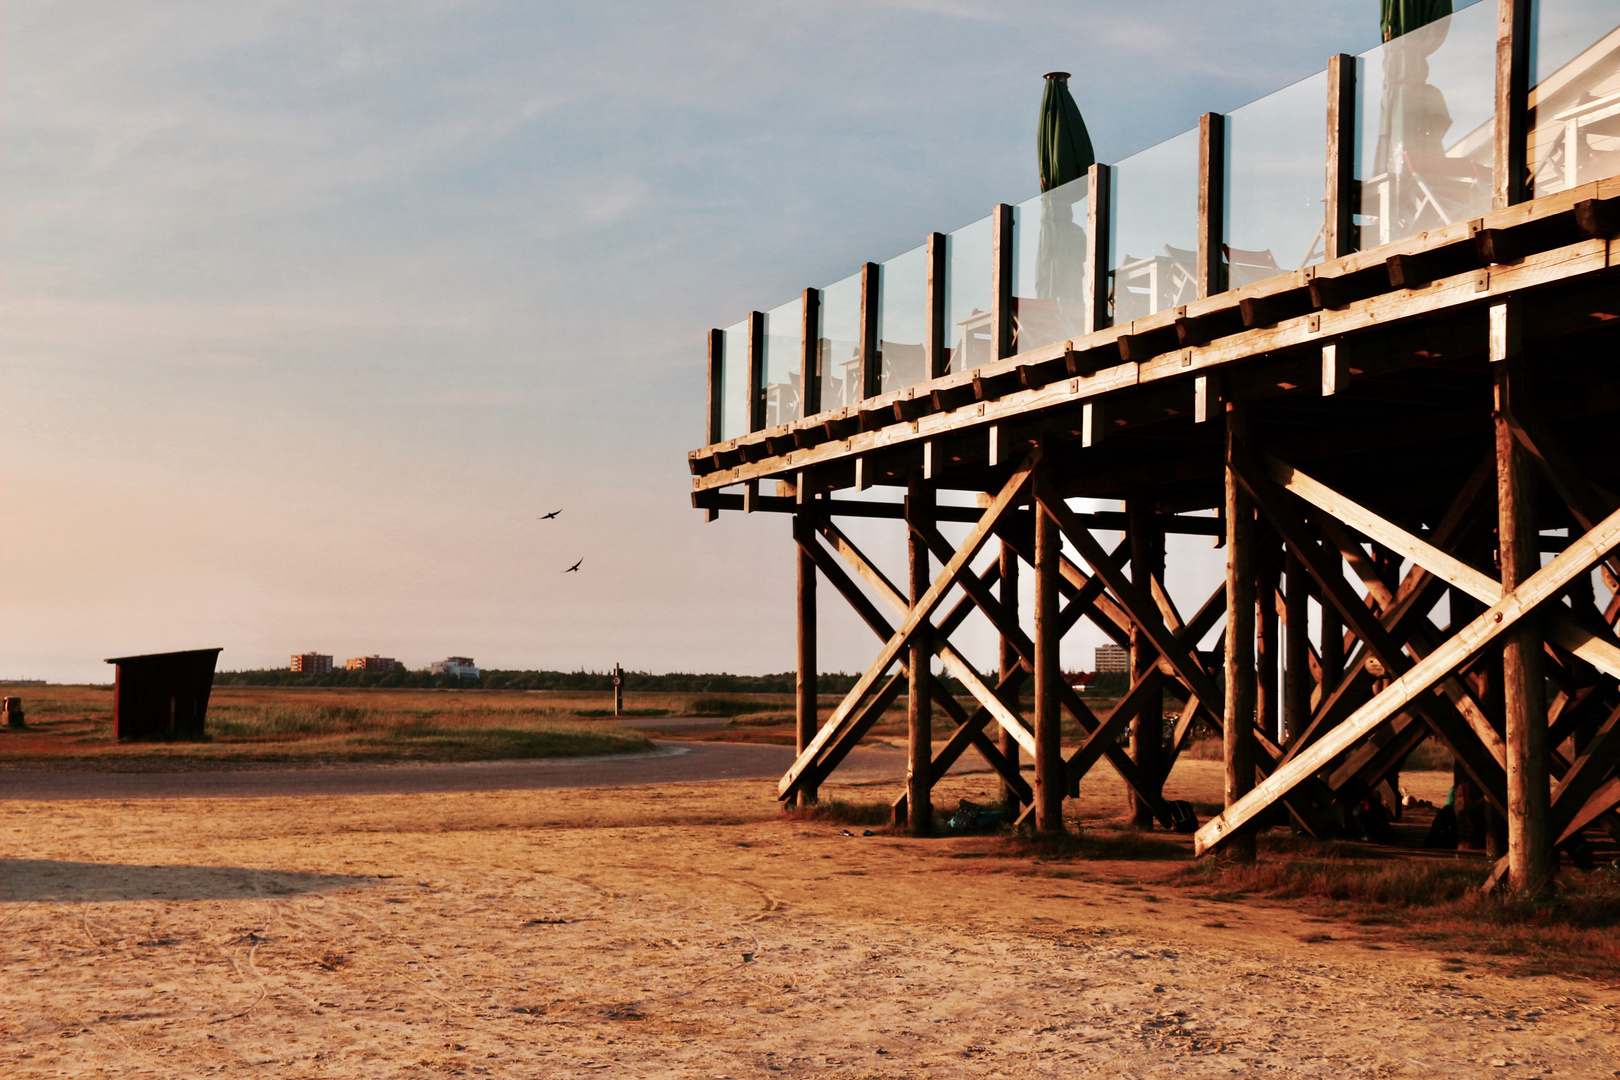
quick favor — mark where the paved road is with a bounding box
[0,742,917,801]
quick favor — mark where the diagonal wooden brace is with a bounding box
[1196,499,1620,855]
[778,448,1042,799]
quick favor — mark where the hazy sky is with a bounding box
[3,2,1400,683]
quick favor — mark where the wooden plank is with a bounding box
[1325,53,1355,260]
[1198,112,1227,300]
[1550,702,1620,841]
[906,473,935,834]
[1086,164,1112,333]
[1196,498,1620,855]
[926,232,948,380]
[790,671,908,799]
[748,311,766,432]
[1284,548,1310,742]
[1034,482,1065,832]
[1128,497,1165,826]
[1557,776,1620,846]
[1263,451,1620,682]
[999,541,1023,809]
[1223,403,1258,860]
[778,449,1039,797]
[860,261,880,400]
[816,517,1037,759]
[1495,0,1530,211]
[992,204,1015,361]
[794,512,819,806]
[800,287,821,418]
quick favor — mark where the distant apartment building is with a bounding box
[346,655,398,671]
[290,652,333,674]
[1094,644,1130,673]
[429,657,480,680]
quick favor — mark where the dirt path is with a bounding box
[0,742,908,800]
[2,765,1616,1078]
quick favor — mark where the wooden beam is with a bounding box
[1198,112,1227,300]
[748,310,766,433]
[1223,402,1258,860]
[1196,498,1620,855]
[1086,164,1112,333]
[778,448,1039,798]
[794,511,819,806]
[1284,548,1310,742]
[1494,0,1530,210]
[1034,472,1065,833]
[905,473,935,834]
[1127,496,1165,826]
[999,540,1024,810]
[991,203,1015,361]
[860,262,880,399]
[1495,335,1552,894]
[801,287,821,418]
[1325,53,1356,260]
[925,232,948,380]
[1257,545,1280,744]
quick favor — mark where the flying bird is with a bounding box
[563,558,583,573]
[538,510,562,520]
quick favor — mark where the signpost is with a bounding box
[612,663,623,717]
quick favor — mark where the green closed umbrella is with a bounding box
[1383,0,1452,41]
[1032,73,1094,339]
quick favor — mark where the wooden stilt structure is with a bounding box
[693,4,1620,893]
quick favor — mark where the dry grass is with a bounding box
[1164,833,1620,981]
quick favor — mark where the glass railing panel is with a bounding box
[879,244,927,393]
[1528,0,1620,197]
[719,319,750,440]
[1226,70,1329,283]
[1011,177,1090,353]
[1354,1,1496,249]
[761,297,802,427]
[817,272,861,412]
[1110,127,1199,324]
[944,215,992,373]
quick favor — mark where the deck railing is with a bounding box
[704,0,1620,445]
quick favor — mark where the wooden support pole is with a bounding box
[1085,163,1112,333]
[925,232,948,379]
[1325,53,1357,260]
[800,287,821,418]
[1127,496,1164,827]
[1033,478,1065,833]
[1284,548,1310,743]
[998,538,1024,812]
[794,511,819,807]
[1494,0,1530,210]
[1223,402,1258,861]
[859,262,881,399]
[705,329,723,522]
[991,204,1015,360]
[1257,546,1280,744]
[747,310,766,433]
[1493,300,1551,893]
[1198,112,1227,300]
[905,472,935,835]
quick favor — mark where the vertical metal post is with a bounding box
[925,231,949,379]
[1494,0,1530,209]
[794,511,819,807]
[1085,163,1112,332]
[998,538,1023,812]
[747,310,766,432]
[1127,496,1164,827]
[859,262,881,399]
[800,287,821,418]
[1325,53,1357,260]
[990,203,1015,361]
[1492,298,1550,892]
[1197,112,1227,300]
[905,473,935,835]
[1033,485,1064,834]
[1222,402,1257,861]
